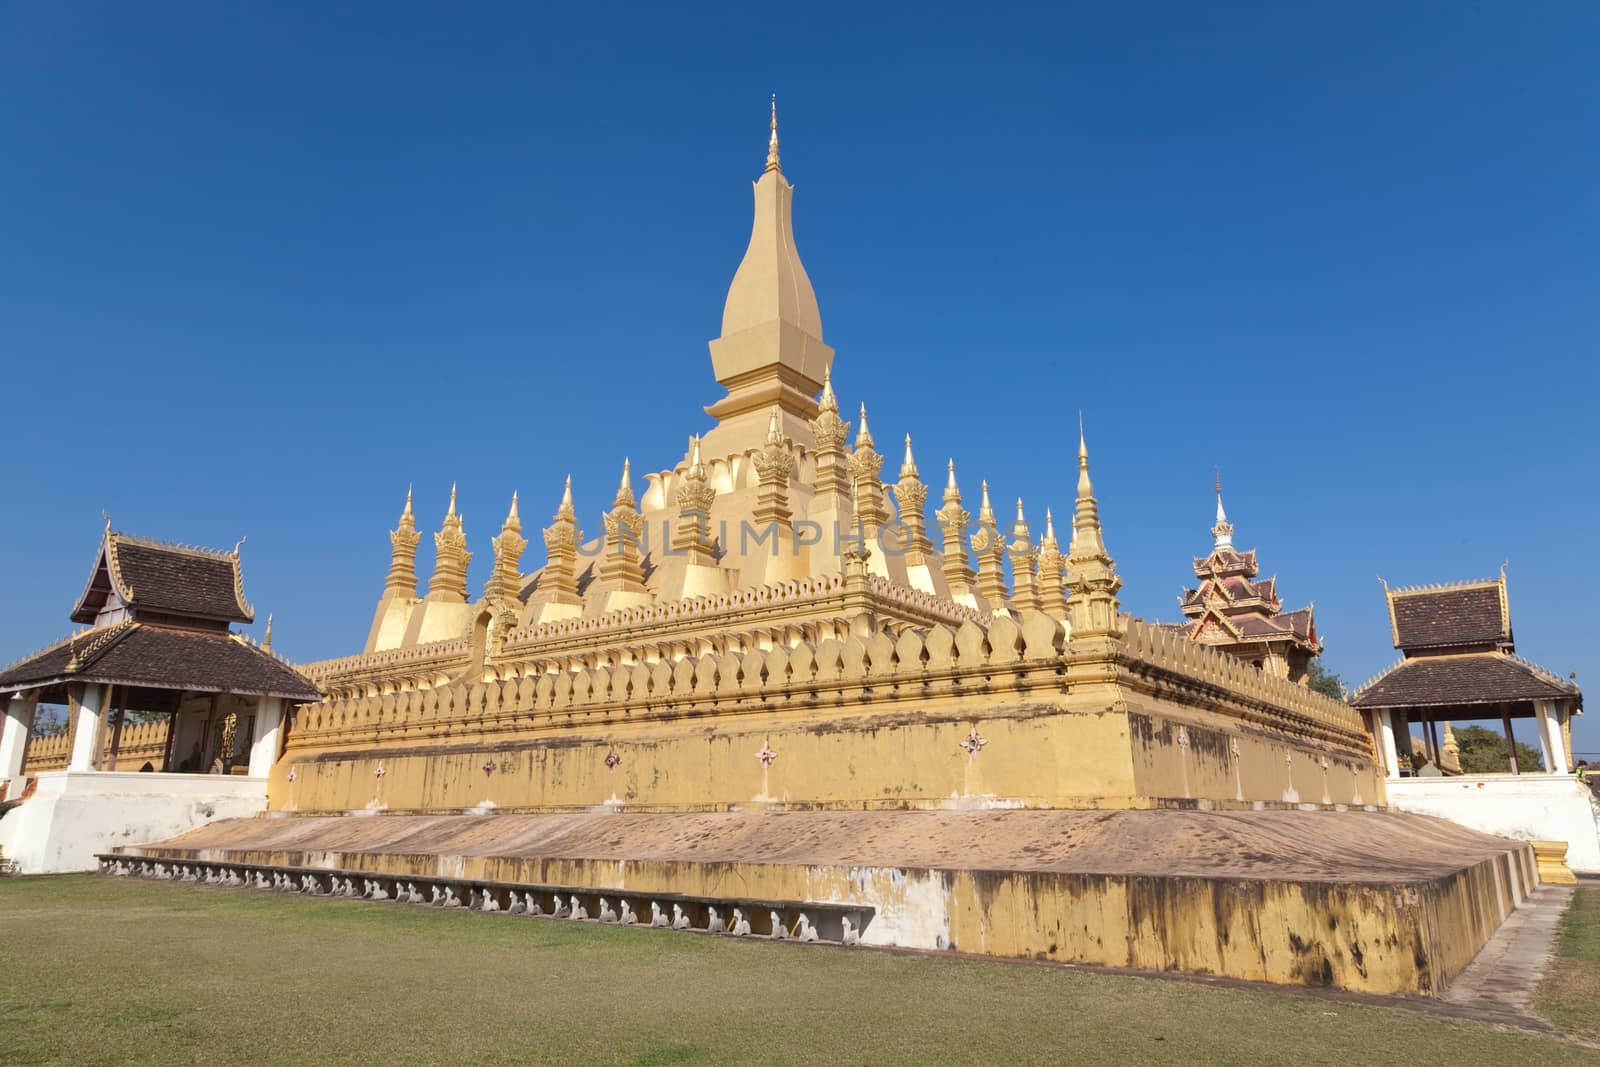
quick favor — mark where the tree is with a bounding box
[30,706,67,738]
[1453,724,1544,774]
[1304,659,1345,700]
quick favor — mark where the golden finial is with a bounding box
[504,491,521,530]
[262,614,273,653]
[446,482,459,518]
[555,475,576,522]
[102,509,112,532]
[979,480,995,525]
[614,459,636,508]
[401,484,415,523]
[766,405,783,446]
[1076,421,1093,499]
[1045,507,1057,543]
[946,458,958,494]
[856,403,874,449]
[900,435,919,480]
[818,364,838,413]
[1016,498,1027,526]
[766,94,781,173]
[1077,412,1087,463]
[232,536,247,557]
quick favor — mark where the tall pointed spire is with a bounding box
[753,406,797,527]
[598,458,648,599]
[614,458,636,509]
[675,435,718,564]
[935,460,977,604]
[1066,423,1122,637]
[427,485,471,603]
[384,486,423,598]
[704,98,833,446]
[809,367,852,504]
[892,433,931,564]
[1212,467,1234,550]
[486,491,528,603]
[848,403,886,530]
[766,94,781,173]
[535,474,583,608]
[971,479,1009,611]
[261,613,273,653]
[1037,507,1068,617]
[1009,498,1040,612]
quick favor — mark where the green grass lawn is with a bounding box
[0,875,1588,1066]
[1537,887,1600,1043]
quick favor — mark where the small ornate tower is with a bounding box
[595,459,649,604]
[1065,427,1122,637]
[426,484,471,603]
[848,404,887,533]
[934,460,977,605]
[892,435,932,565]
[674,435,718,565]
[1036,508,1068,618]
[534,476,584,610]
[971,480,1009,612]
[809,368,853,504]
[751,407,797,526]
[384,487,421,597]
[486,493,527,603]
[1008,499,1040,613]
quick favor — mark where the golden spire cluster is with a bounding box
[384,486,422,598]
[486,492,528,603]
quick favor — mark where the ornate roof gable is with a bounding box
[71,528,254,626]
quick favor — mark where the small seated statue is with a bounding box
[706,905,722,933]
[650,901,669,927]
[841,915,860,946]
[597,897,618,923]
[618,899,638,925]
[730,908,752,936]
[794,914,819,943]
[672,903,691,930]
[769,910,785,939]
[570,895,589,920]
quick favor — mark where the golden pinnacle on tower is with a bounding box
[1009,498,1040,612]
[427,484,472,603]
[555,474,576,522]
[766,94,781,174]
[1037,507,1068,617]
[753,405,797,526]
[935,459,977,601]
[1066,421,1122,636]
[848,403,886,530]
[487,492,529,603]
[537,474,583,605]
[384,485,423,598]
[892,434,930,562]
[971,479,1009,611]
[614,459,636,510]
[262,614,273,653]
[675,435,718,563]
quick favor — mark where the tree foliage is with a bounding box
[1452,724,1544,774]
[1303,659,1345,700]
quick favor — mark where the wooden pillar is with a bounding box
[161,696,183,772]
[1427,716,1442,766]
[105,688,124,772]
[1501,705,1520,775]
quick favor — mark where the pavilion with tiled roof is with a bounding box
[0,524,319,785]
[1177,485,1320,684]
[1352,570,1582,778]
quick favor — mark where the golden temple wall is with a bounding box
[277,610,1382,815]
[22,720,170,774]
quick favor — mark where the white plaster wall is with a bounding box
[0,772,267,874]
[1386,774,1600,873]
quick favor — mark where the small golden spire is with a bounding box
[946,458,959,494]
[688,434,706,479]
[818,365,838,414]
[262,614,273,653]
[767,405,783,445]
[614,459,636,509]
[979,480,995,525]
[446,482,458,519]
[400,485,415,524]
[856,403,874,449]
[1076,420,1093,500]
[504,491,521,532]
[766,94,781,174]
[556,475,576,522]
[1016,498,1027,527]
[1045,508,1057,543]
[900,435,919,480]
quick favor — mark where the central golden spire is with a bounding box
[702,98,834,454]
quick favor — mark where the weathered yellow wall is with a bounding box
[129,840,1528,997]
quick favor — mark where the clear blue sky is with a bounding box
[3,4,1596,752]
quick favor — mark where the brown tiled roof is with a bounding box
[1387,580,1508,651]
[72,532,253,625]
[0,623,319,701]
[1352,653,1578,710]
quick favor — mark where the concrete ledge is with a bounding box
[115,808,1536,995]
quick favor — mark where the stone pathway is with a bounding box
[1438,885,1573,1029]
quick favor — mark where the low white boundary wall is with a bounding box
[0,771,267,874]
[1386,773,1600,873]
